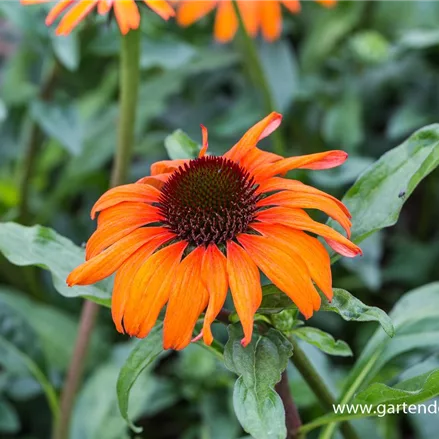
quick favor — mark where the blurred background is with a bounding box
[1,1,439,438]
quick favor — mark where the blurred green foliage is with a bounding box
[1,1,439,439]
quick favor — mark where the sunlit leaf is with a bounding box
[293,327,352,357]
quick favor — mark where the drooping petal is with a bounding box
[144,0,175,20]
[150,159,189,176]
[257,191,352,237]
[256,177,351,218]
[224,112,283,163]
[256,207,362,257]
[199,124,209,158]
[136,173,172,189]
[260,0,282,42]
[164,247,209,350]
[121,241,187,338]
[316,0,337,7]
[214,0,238,43]
[237,233,317,318]
[177,0,217,26]
[111,236,182,333]
[97,0,112,15]
[55,0,98,35]
[226,241,262,347]
[251,223,332,301]
[113,0,140,35]
[46,0,75,25]
[90,184,161,219]
[239,147,282,175]
[254,150,348,181]
[237,0,259,37]
[67,228,172,286]
[86,204,165,259]
[201,244,228,345]
[281,0,301,14]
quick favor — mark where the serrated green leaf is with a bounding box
[0,223,112,307]
[224,326,292,439]
[164,129,200,160]
[116,325,164,432]
[293,327,352,357]
[260,286,394,337]
[331,124,439,250]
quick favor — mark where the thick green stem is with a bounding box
[52,29,141,439]
[232,1,285,155]
[290,338,359,439]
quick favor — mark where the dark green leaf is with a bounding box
[0,399,20,434]
[116,325,164,432]
[224,326,292,439]
[51,32,80,71]
[0,223,112,306]
[293,327,352,357]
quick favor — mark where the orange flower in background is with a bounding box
[67,112,361,350]
[177,0,336,43]
[21,0,175,36]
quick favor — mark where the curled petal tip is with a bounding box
[240,338,250,348]
[191,332,203,343]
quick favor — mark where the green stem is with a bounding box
[290,338,359,439]
[52,29,141,439]
[232,1,285,155]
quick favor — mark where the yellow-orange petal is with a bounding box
[254,150,348,181]
[163,247,209,350]
[46,0,75,25]
[55,0,98,36]
[199,124,209,158]
[256,177,351,218]
[260,0,282,42]
[121,241,187,338]
[226,241,261,347]
[256,207,362,257]
[111,235,181,333]
[113,0,140,35]
[251,223,332,301]
[177,0,216,26]
[90,184,161,219]
[257,191,352,237]
[86,208,165,260]
[97,0,112,15]
[237,0,259,37]
[136,173,172,189]
[144,0,175,20]
[201,244,228,346]
[281,0,301,14]
[67,228,171,286]
[237,232,317,318]
[224,112,283,163]
[150,159,189,176]
[214,0,238,43]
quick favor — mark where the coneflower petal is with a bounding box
[226,241,262,347]
[260,0,282,42]
[90,184,161,219]
[136,173,172,189]
[251,223,332,301]
[177,0,217,26]
[164,247,209,350]
[201,244,228,346]
[281,0,301,14]
[46,0,75,25]
[122,241,187,338]
[111,237,180,333]
[214,0,238,43]
[237,233,318,317]
[144,0,176,20]
[150,159,190,176]
[55,0,97,35]
[113,0,140,35]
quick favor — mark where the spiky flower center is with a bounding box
[158,156,260,246]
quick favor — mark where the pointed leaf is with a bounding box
[293,327,352,357]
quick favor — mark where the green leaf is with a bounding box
[31,100,83,155]
[302,369,439,431]
[0,399,20,434]
[164,129,200,160]
[260,286,394,337]
[116,325,164,432]
[293,327,352,357]
[332,124,439,247]
[224,326,292,439]
[0,223,112,307]
[51,32,80,71]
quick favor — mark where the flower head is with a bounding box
[21,0,175,36]
[177,0,336,43]
[67,113,361,350]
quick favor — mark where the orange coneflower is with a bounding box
[177,0,336,43]
[67,112,361,350]
[21,0,175,36]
